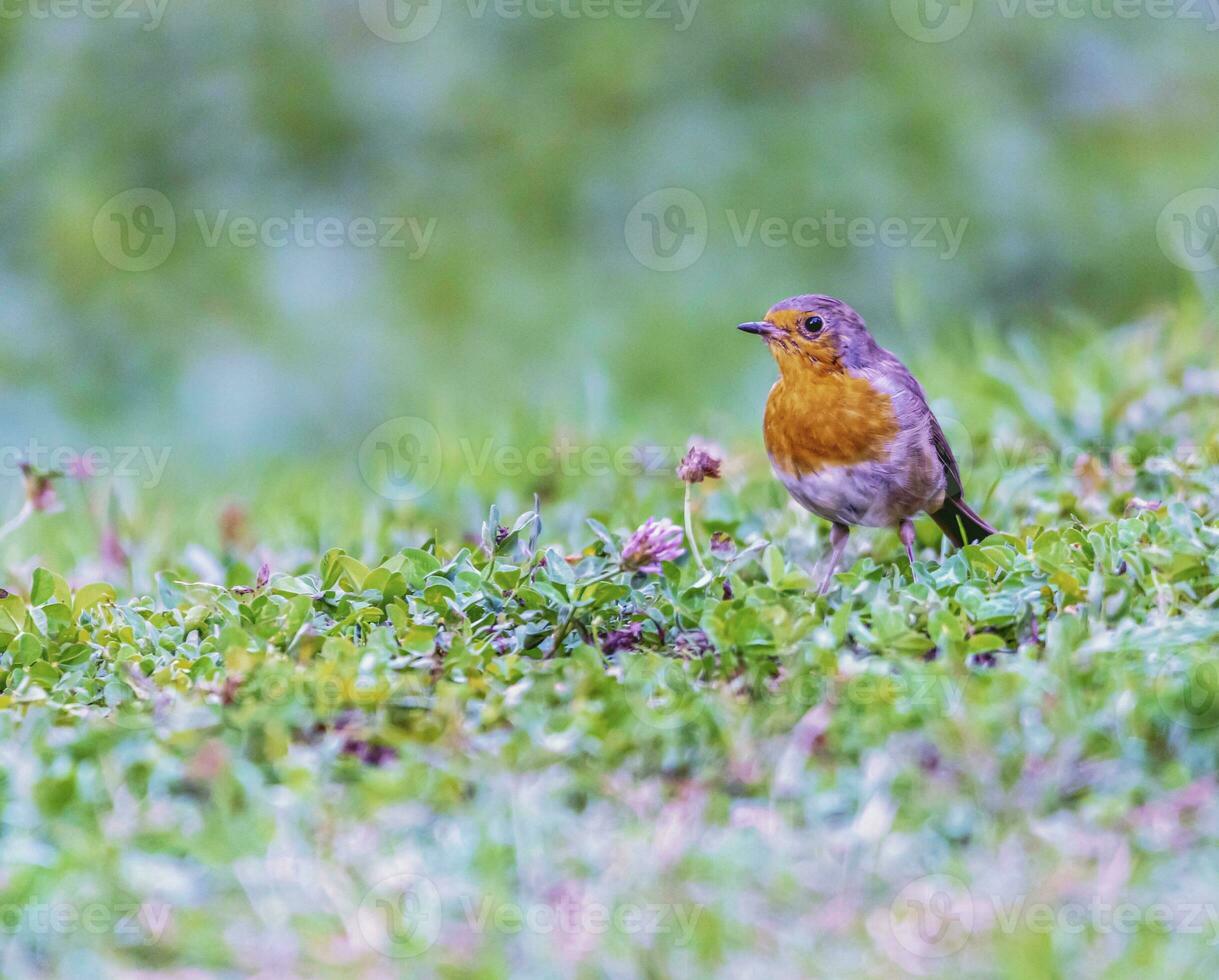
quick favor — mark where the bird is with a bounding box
[739,294,996,594]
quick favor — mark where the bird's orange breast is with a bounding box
[763,372,899,476]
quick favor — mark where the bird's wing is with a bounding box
[868,352,964,500]
[926,410,964,501]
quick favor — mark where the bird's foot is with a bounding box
[818,523,851,596]
[898,520,917,569]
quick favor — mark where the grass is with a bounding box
[2,307,1219,977]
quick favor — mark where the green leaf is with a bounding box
[968,633,1006,654]
[336,556,371,591]
[763,545,785,585]
[32,568,70,607]
[73,582,117,617]
[27,660,60,687]
[401,625,438,655]
[10,633,45,666]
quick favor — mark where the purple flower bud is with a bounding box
[341,737,398,767]
[708,531,735,558]
[677,445,722,484]
[675,629,712,656]
[602,621,644,654]
[20,463,61,514]
[621,517,684,574]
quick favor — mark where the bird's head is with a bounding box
[738,295,876,374]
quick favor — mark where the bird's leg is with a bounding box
[818,523,850,596]
[898,520,917,568]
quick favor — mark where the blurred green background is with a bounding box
[1,0,1217,485]
[4,10,1219,974]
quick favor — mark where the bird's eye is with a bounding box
[803,316,824,334]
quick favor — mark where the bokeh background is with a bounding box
[5,7,1219,976]
[1,0,1217,510]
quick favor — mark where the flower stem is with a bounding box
[684,484,708,576]
[0,502,33,543]
[550,567,624,654]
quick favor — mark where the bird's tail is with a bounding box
[930,496,997,548]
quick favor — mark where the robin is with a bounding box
[739,294,996,594]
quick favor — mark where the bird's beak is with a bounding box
[738,321,780,339]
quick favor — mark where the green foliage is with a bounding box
[3,308,1219,974]
[1,5,1218,964]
